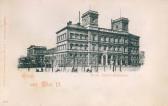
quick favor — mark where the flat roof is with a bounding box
[82,10,98,18]
[27,45,47,49]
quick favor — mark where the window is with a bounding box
[108,46,111,51]
[64,33,66,39]
[82,36,85,40]
[70,44,73,50]
[75,44,78,50]
[80,34,83,40]
[119,47,122,52]
[106,37,109,42]
[115,38,118,43]
[116,25,118,29]
[124,39,128,44]
[75,34,79,39]
[119,38,123,44]
[79,44,82,50]
[104,45,106,50]
[110,38,114,43]
[115,47,118,51]
[92,46,95,51]
[101,37,104,42]
[85,35,88,40]
[92,44,97,51]
[124,47,128,53]
[84,45,88,50]
[70,33,74,39]
[111,46,114,51]
[92,35,95,41]
[104,37,106,42]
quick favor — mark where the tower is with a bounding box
[112,17,129,32]
[81,10,99,27]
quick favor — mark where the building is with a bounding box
[139,51,145,65]
[18,45,47,68]
[44,47,57,68]
[27,45,47,67]
[18,56,30,68]
[47,10,140,68]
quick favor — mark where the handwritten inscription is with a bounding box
[30,81,61,88]
[21,73,34,79]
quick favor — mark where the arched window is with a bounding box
[115,38,118,43]
[104,45,106,50]
[70,44,73,50]
[84,45,88,50]
[106,37,109,42]
[110,38,114,43]
[80,44,83,50]
[75,44,79,50]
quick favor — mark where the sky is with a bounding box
[1,0,168,106]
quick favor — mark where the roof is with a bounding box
[129,33,140,38]
[27,45,47,49]
[82,10,98,18]
[56,23,86,34]
[46,47,57,55]
[56,23,131,35]
[112,17,129,23]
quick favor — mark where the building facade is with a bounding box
[46,10,140,68]
[18,45,47,68]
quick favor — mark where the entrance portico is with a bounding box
[97,53,124,66]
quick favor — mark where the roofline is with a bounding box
[27,45,47,49]
[113,17,129,23]
[56,25,87,34]
[56,26,132,36]
[56,26,67,34]
[82,10,99,18]
[129,33,140,38]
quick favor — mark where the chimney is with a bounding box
[67,21,72,25]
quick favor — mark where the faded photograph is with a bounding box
[17,9,144,73]
[0,0,168,106]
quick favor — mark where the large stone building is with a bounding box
[18,45,47,68]
[45,10,140,68]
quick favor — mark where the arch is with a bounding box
[70,43,73,49]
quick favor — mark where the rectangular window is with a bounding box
[85,36,88,40]
[64,33,66,39]
[75,34,79,39]
[115,38,118,43]
[101,37,104,42]
[104,46,106,50]
[104,37,106,42]
[70,33,74,39]
[106,37,109,42]
[124,39,128,44]
[110,38,114,43]
[80,34,83,40]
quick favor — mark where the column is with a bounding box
[88,31,91,67]
[106,54,108,66]
[100,55,102,66]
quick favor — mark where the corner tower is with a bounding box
[82,10,99,27]
[112,17,129,32]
